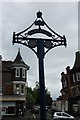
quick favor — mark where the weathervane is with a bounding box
[13,11,67,120]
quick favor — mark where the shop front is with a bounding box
[2,102,15,116]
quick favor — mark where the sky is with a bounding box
[0,1,79,99]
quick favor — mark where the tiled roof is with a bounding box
[2,49,30,70]
[13,49,29,69]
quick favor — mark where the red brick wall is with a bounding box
[4,84,13,95]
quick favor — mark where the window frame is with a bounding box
[21,84,24,95]
[15,68,20,77]
[73,74,76,82]
[14,83,20,95]
[22,69,25,78]
[76,72,80,81]
[63,79,67,88]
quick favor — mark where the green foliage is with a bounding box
[27,87,36,105]
[27,81,52,106]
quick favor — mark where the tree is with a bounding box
[33,81,52,106]
[45,88,52,106]
[33,81,40,104]
[27,82,52,106]
[27,87,36,106]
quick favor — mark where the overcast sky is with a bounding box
[1,1,79,99]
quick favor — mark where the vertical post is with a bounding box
[37,39,46,120]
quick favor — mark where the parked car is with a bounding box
[53,112,75,120]
[31,105,40,114]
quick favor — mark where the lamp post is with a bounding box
[12,11,67,120]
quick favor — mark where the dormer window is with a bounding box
[16,68,20,77]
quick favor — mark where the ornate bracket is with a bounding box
[13,11,67,57]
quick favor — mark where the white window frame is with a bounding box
[16,68,20,77]
[22,69,25,78]
[76,72,80,81]
[13,83,20,95]
[16,84,19,90]
[16,84,20,94]
[73,74,76,82]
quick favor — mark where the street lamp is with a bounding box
[12,11,67,120]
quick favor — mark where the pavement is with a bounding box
[75,116,80,120]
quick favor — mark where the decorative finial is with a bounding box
[36,10,42,18]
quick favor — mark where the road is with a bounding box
[1,109,80,120]
[2,109,53,120]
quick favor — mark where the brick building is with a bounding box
[60,51,80,114]
[0,49,29,116]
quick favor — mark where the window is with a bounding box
[72,88,76,97]
[8,107,15,114]
[0,85,2,95]
[15,84,20,94]
[21,84,24,94]
[62,113,70,117]
[16,84,19,90]
[13,83,20,95]
[22,69,25,78]
[72,87,79,97]
[76,72,80,81]
[77,87,79,95]
[56,113,62,116]
[16,68,20,77]
[73,74,76,82]
[63,79,67,88]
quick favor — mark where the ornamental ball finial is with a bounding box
[36,11,42,18]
